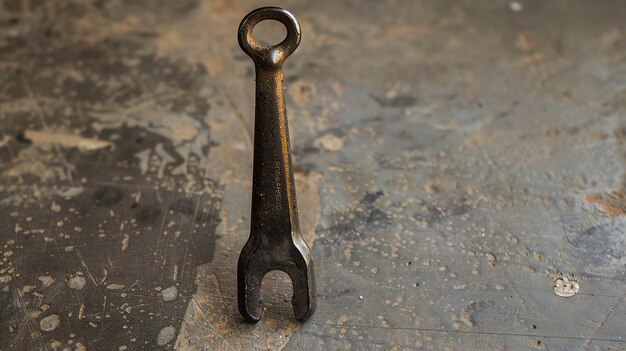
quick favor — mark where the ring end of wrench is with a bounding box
[238,7,301,67]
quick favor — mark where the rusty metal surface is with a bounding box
[0,0,625,350]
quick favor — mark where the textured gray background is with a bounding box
[0,0,625,350]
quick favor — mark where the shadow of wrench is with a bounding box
[236,7,316,323]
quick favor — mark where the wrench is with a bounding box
[237,7,316,323]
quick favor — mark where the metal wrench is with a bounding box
[237,7,316,323]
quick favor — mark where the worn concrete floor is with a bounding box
[0,0,625,350]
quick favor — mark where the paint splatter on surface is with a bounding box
[554,276,580,297]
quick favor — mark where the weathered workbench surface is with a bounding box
[1,1,625,350]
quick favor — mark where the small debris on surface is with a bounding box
[510,1,523,12]
[38,275,54,287]
[121,234,130,251]
[453,283,467,290]
[156,325,176,346]
[68,275,86,290]
[161,286,178,302]
[553,276,579,297]
[106,283,125,290]
[40,314,61,332]
[315,134,344,152]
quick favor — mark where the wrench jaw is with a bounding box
[237,237,316,323]
[237,249,264,323]
[288,244,316,322]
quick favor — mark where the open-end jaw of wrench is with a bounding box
[237,7,316,323]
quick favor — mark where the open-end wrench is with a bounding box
[237,7,316,323]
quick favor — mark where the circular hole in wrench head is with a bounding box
[238,7,301,66]
[252,20,287,47]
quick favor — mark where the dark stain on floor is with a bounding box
[0,1,223,349]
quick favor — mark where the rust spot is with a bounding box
[515,33,534,54]
[585,191,626,217]
[299,85,311,94]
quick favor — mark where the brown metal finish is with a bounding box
[236,7,316,323]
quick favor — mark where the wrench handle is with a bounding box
[239,7,302,242]
[250,65,301,242]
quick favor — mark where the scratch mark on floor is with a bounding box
[580,289,626,348]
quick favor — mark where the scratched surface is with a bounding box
[0,0,625,350]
